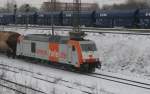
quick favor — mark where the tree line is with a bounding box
[0,1,100,13]
[0,2,38,13]
[1,0,149,13]
[102,0,150,10]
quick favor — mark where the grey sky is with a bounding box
[1,0,126,8]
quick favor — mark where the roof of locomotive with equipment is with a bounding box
[24,34,70,43]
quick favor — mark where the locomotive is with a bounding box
[0,31,100,73]
[15,32,101,73]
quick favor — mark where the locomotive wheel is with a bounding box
[6,51,11,58]
[88,66,96,73]
[6,50,13,58]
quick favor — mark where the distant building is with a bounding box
[43,2,99,11]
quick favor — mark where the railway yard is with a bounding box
[0,26,150,94]
[0,0,150,93]
[0,53,150,94]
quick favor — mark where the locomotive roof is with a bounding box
[24,34,69,43]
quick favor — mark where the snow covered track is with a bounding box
[0,80,26,94]
[0,78,47,94]
[2,58,150,92]
[1,25,150,35]
[0,55,150,93]
[0,60,94,94]
[90,73,150,90]
[0,56,150,94]
[1,26,150,93]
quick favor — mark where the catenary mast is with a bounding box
[51,0,56,36]
[69,0,85,40]
[73,0,81,32]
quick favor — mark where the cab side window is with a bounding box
[31,42,36,53]
[72,46,75,51]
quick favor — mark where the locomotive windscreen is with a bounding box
[81,43,97,51]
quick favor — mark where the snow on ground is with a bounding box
[1,27,150,93]
[87,33,150,79]
[0,55,113,94]
[0,55,150,94]
[3,27,150,79]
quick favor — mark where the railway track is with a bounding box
[1,25,150,35]
[90,73,150,90]
[0,77,47,94]
[0,57,150,93]
[3,56,150,90]
[0,81,26,94]
[32,60,150,91]
[0,61,93,94]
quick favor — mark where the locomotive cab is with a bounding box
[69,32,101,72]
[79,41,101,72]
[80,41,100,64]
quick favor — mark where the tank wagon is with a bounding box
[2,9,150,28]
[36,12,62,26]
[16,32,101,72]
[16,12,37,25]
[1,9,150,28]
[137,9,150,28]
[0,32,20,57]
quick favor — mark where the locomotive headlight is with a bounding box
[89,51,93,54]
[83,59,86,62]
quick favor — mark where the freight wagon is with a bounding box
[1,9,150,28]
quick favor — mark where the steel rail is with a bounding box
[0,83,26,94]
[2,57,150,91]
[0,78,47,94]
[1,55,150,91]
[2,25,150,32]
[1,25,150,35]
[0,62,92,94]
[1,57,150,91]
[93,73,150,86]
[89,73,150,90]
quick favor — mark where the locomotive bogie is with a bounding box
[0,32,20,57]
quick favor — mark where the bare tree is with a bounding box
[0,7,7,13]
[91,3,100,11]
[18,4,38,12]
[40,1,62,12]
[101,0,150,10]
[6,0,16,13]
